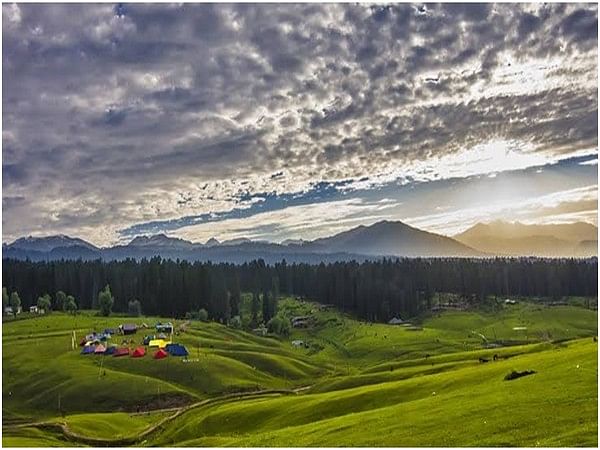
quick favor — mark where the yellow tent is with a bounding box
[148,339,171,348]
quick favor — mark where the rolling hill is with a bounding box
[2,297,597,447]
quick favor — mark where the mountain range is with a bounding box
[2,220,597,264]
[454,220,598,257]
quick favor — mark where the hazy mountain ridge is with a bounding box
[454,221,598,257]
[4,220,596,263]
[307,220,479,257]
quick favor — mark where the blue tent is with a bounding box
[81,345,96,355]
[166,343,188,357]
[104,346,117,355]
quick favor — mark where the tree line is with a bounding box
[2,257,597,322]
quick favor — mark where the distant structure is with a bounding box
[4,306,21,315]
[120,323,138,335]
[388,317,404,325]
[291,316,311,328]
[156,322,173,334]
[253,325,268,336]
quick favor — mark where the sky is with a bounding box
[2,3,598,247]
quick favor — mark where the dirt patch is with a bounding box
[504,370,536,381]
[123,393,195,413]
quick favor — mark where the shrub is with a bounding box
[267,316,291,336]
[197,308,208,322]
[98,285,114,317]
[229,315,242,329]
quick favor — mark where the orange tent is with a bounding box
[131,346,146,358]
[154,348,168,359]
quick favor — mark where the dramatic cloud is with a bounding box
[2,3,597,245]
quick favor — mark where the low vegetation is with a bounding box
[2,295,597,446]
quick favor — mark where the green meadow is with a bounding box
[2,297,598,447]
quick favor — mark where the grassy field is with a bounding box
[2,297,597,446]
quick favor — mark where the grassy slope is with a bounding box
[3,298,597,446]
[2,311,328,421]
[154,339,597,447]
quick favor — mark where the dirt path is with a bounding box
[4,385,312,446]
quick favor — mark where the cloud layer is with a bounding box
[2,3,598,245]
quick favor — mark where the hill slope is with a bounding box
[2,298,597,447]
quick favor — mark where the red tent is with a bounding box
[154,348,168,359]
[113,347,129,357]
[131,346,146,358]
[94,344,106,354]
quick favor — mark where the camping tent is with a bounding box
[388,317,404,325]
[166,343,189,357]
[79,338,87,347]
[142,335,155,345]
[113,347,129,357]
[155,322,173,333]
[131,346,146,357]
[154,348,168,359]
[121,324,138,335]
[157,332,167,339]
[81,345,95,354]
[94,344,106,354]
[104,346,117,355]
[149,339,170,348]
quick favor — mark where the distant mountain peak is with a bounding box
[128,234,193,248]
[9,234,98,252]
[221,237,251,246]
[310,219,479,257]
[205,237,220,247]
[454,220,598,257]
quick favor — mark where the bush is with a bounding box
[229,315,242,329]
[65,296,77,315]
[197,308,208,322]
[98,285,114,317]
[267,316,291,336]
[37,294,51,314]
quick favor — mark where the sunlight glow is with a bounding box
[418,139,546,180]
